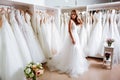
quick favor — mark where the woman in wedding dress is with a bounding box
[47,10,88,77]
[0,12,24,80]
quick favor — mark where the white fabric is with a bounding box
[109,10,120,64]
[9,11,32,66]
[47,20,88,78]
[87,12,103,56]
[51,17,62,55]
[15,10,45,63]
[0,14,25,80]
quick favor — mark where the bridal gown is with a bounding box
[86,12,92,43]
[79,13,87,52]
[15,10,45,63]
[64,13,69,40]
[47,20,88,77]
[36,13,44,50]
[9,11,32,66]
[40,15,52,59]
[99,12,111,55]
[0,14,24,80]
[31,12,37,37]
[109,10,120,64]
[0,14,2,79]
[45,16,52,57]
[60,14,65,42]
[87,12,103,56]
[117,13,120,35]
[51,17,62,55]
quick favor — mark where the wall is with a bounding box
[5,0,45,5]
[45,0,110,7]
[45,0,75,7]
[77,0,110,6]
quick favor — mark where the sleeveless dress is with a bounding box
[15,10,45,63]
[0,14,25,80]
[51,17,62,55]
[47,20,88,77]
[9,11,32,66]
[99,12,110,55]
[109,10,120,64]
[87,12,103,56]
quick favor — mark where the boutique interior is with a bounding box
[0,0,120,80]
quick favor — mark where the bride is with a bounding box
[47,10,89,77]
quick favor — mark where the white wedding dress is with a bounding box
[47,20,88,77]
[15,10,45,63]
[86,12,92,42]
[51,17,62,55]
[87,12,103,56]
[0,14,25,80]
[117,13,120,35]
[99,12,111,55]
[109,10,120,64]
[60,14,64,42]
[40,15,52,59]
[9,11,32,66]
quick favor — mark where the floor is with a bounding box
[39,58,120,80]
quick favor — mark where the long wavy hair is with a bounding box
[70,10,82,25]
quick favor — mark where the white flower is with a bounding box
[30,72,34,78]
[25,68,31,74]
[40,66,43,69]
[36,62,40,65]
[27,63,32,68]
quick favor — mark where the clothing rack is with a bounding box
[87,1,120,11]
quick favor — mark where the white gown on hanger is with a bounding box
[31,12,37,37]
[47,20,88,77]
[36,13,43,49]
[87,12,103,56]
[109,10,120,64]
[0,14,24,80]
[99,12,110,55]
[51,17,62,55]
[86,12,92,42]
[79,24,87,56]
[64,13,69,40]
[60,14,64,42]
[45,16,52,56]
[15,10,45,63]
[40,15,52,59]
[0,14,3,79]
[117,13,120,35]
[9,11,32,66]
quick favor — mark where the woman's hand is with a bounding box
[72,39,76,44]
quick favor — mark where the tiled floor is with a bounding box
[39,58,120,80]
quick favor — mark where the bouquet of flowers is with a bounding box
[24,62,44,80]
[106,38,114,47]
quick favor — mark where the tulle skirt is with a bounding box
[47,30,88,77]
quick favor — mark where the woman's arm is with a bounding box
[68,20,75,44]
[77,18,83,25]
